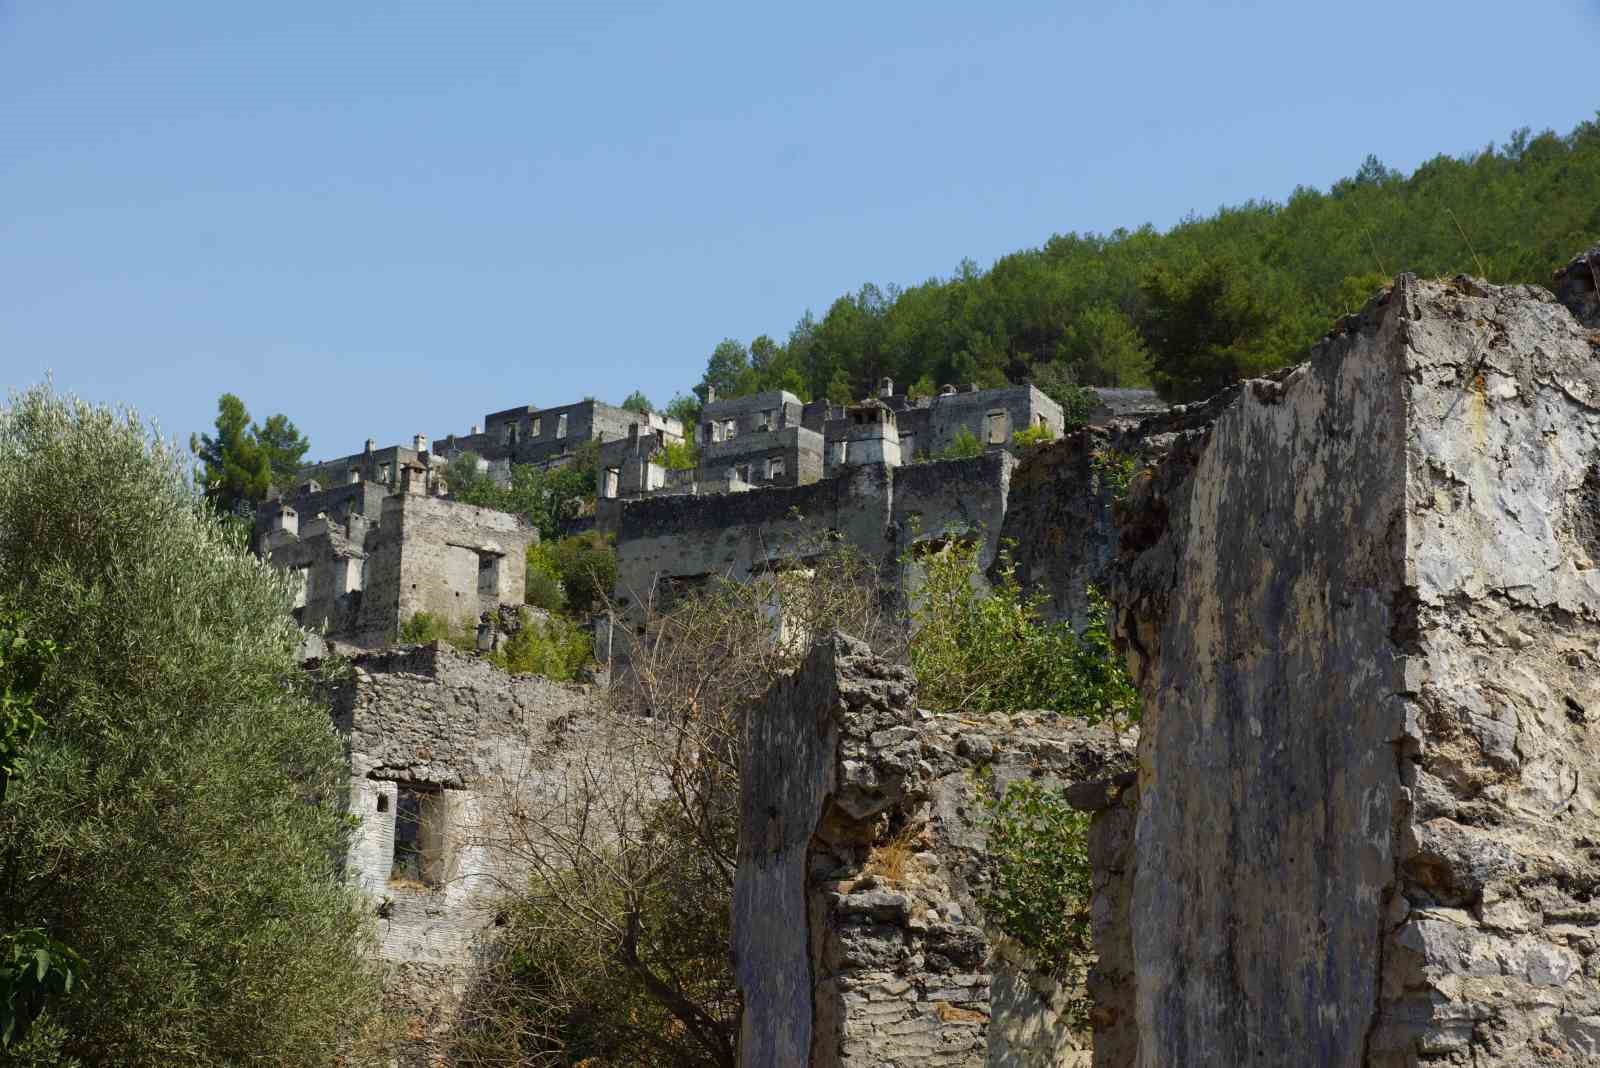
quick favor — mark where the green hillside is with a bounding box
[673,115,1600,410]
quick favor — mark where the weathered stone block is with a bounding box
[1108,272,1600,1067]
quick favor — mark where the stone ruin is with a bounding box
[243,250,1599,1066]
[732,265,1600,1065]
[734,633,1135,1067]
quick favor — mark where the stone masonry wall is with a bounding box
[356,492,536,643]
[1106,274,1600,1066]
[734,634,1134,1067]
[321,642,605,1063]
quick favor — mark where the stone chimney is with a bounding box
[364,438,375,453]
[879,377,895,398]
[706,385,718,405]
[413,433,429,453]
[470,424,481,436]
[842,400,901,469]
[401,461,427,496]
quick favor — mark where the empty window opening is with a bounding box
[604,467,621,498]
[723,418,737,440]
[768,457,786,481]
[703,421,716,444]
[376,793,389,813]
[391,785,449,888]
[760,409,775,431]
[531,416,542,437]
[736,464,751,483]
[477,551,503,596]
[556,413,568,438]
[985,411,1007,444]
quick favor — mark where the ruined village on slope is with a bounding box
[255,251,1600,1067]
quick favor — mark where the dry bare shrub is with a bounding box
[454,535,903,1067]
[863,822,926,884]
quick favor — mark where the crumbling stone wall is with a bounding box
[1106,274,1600,1066]
[734,634,1133,1067]
[611,455,1015,651]
[321,642,605,1061]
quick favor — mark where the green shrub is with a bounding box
[523,542,566,613]
[1090,448,1139,499]
[660,439,697,471]
[908,541,1137,724]
[487,611,590,681]
[1030,362,1101,431]
[934,425,984,460]
[550,532,616,618]
[981,780,1093,1020]
[445,450,492,496]
[0,385,382,1065]
[1011,423,1056,449]
[397,610,476,651]
[452,443,598,542]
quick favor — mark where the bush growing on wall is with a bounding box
[909,540,1136,724]
[934,425,984,460]
[0,385,382,1065]
[981,780,1095,1023]
[548,532,616,618]
[1011,422,1056,449]
[486,611,591,682]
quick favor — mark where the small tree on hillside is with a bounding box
[189,393,309,513]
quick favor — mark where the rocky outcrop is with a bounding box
[1107,274,1600,1066]
[733,633,1134,1066]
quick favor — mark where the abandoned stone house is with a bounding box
[256,454,536,647]
[319,642,609,1056]
[603,379,1067,501]
[430,397,687,475]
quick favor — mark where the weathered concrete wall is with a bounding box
[701,389,806,443]
[734,634,1134,1067]
[1108,274,1600,1066]
[462,398,683,467]
[997,435,1120,627]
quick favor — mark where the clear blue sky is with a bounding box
[5,1,1598,461]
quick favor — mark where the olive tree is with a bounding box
[0,386,383,1066]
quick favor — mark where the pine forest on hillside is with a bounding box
[663,116,1600,414]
